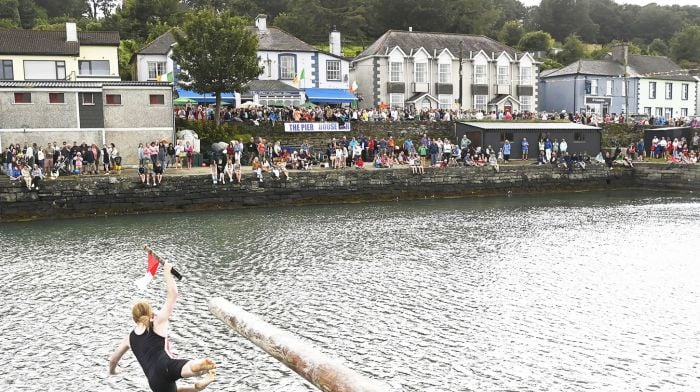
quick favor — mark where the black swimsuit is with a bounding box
[130,326,189,392]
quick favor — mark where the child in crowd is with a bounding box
[233,161,242,183]
[224,158,235,184]
[210,158,219,184]
[74,152,83,174]
[251,157,263,182]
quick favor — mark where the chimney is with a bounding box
[329,27,341,56]
[66,22,78,42]
[408,26,413,32]
[612,44,628,65]
[255,14,267,32]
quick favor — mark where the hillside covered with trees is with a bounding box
[1,0,699,77]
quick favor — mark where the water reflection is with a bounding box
[1,191,700,391]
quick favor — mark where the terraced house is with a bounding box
[350,29,539,113]
[0,23,174,165]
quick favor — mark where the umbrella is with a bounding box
[174,97,197,105]
[210,142,228,153]
[239,101,260,109]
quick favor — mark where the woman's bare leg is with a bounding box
[176,370,216,392]
[181,358,216,378]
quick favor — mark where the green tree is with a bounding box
[557,34,587,65]
[17,0,47,28]
[118,39,139,80]
[0,0,20,27]
[172,9,262,125]
[647,38,668,56]
[631,4,684,43]
[109,0,182,41]
[670,24,700,66]
[86,0,116,19]
[497,20,524,47]
[446,0,500,35]
[518,31,553,52]
[34,0,85,18]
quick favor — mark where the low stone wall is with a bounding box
[633,164,700,191]
[0,164,635,222]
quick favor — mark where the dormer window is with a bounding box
[497,66,509,85]
[390,61,403,82]
[438,63,451,83]
[414,62,427,83]
[474,64,486,84]
[519,66,531,85]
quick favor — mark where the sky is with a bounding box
[521,0,698,6]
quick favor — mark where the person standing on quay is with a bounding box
[521,137,529,160]
[502,139,511,163]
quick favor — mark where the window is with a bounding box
[149,94,165,105]
[390,62,403,82]
[1,60,12,80]
[519,66,531,85]
[474,64,486,84]
[279,55,295,80]
[49,93,64,104]
[24,60,65,80]
[497,66,508,85]
[655,107,663,117]
[606,80,612,96]
[621,80,626,97]
[681,108,688,117]
[649,82,656,99]
[438,63,451,83]
[474,95,487,111]
[326,60,340,81]
[79,60,110,76]
[414,62,427,83]
[105,94,121,105]
[438,94,452,109]
[574,132,585,142]
[389,93,404,109]
[145,61,165,80]
[520,95,532,112]
[664,107,672,119]
[82,93,94,105]
[644,107,652,116]
[681,84,689,100]
[590,79,598,95]
[665,83,672,100]
[13,92,31,104]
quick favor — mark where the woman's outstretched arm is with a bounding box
[154,262,177,334]
[108,335,130,375]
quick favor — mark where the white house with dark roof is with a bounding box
[134,15,355,106]
[539,45,698,119]
[0,23,120,81]
[350,29,539,113]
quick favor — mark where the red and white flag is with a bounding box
[135,253,160,291]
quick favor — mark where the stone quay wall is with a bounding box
[0,164,643,222]
[633,165,700,191]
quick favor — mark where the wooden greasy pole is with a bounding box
[208,297,392,392]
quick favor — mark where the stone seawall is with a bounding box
[0,165,636,222]
[633,165,700,191]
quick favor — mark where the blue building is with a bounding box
[539,45,698,120]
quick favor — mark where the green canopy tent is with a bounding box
[299,101,318,109]
[174,97,198,106]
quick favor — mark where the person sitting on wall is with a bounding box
[30,164,43,191]
[153,160,164,186]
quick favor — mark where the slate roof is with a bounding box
[460,122,601,130]
[0,29,119,55]
[136,31,175,55]
[355,30,521,61]
[250,26,318,52]
[244,79,300,93]
[139,27,331,57]
[542,55,695,81]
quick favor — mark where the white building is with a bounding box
[350,29,538,113]
[134,15,356,106]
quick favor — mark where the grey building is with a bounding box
[539,46,698,119]
[351,29,539,113]
[0,81,173,165]
[455,122,602,159]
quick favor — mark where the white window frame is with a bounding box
[665,83,672,100]
[389,93,404,109]
[497,66,509,85]
[644,107,652,116]
[681,108,688,117]
[474,95,487,111]
[279,55,295,80]
[606,80,612,96]
[24,60,65,80]
[326,60,340,81]
[390,61,403,82]
[519,66,531,85]
[147,61,166,80]
[105,94,122,105]
[1,59,13,80]
[590,79,598,95]
[438,94,452,109]
[82,93,95,105]
[655,107,663,117]
[649,82,656,99]
[474,64,486,84]
[49,92,65,104]
[79,60,110,76]
[414,62,427,83]
[13,92,32,104]
[438,63,451,84]
[681,83,688,100]
[520,95,532,112]
[621,80,627,97]
[664,107,672,119]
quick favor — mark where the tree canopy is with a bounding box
[171,9,262,125]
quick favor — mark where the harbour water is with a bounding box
[1,191,700,391]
